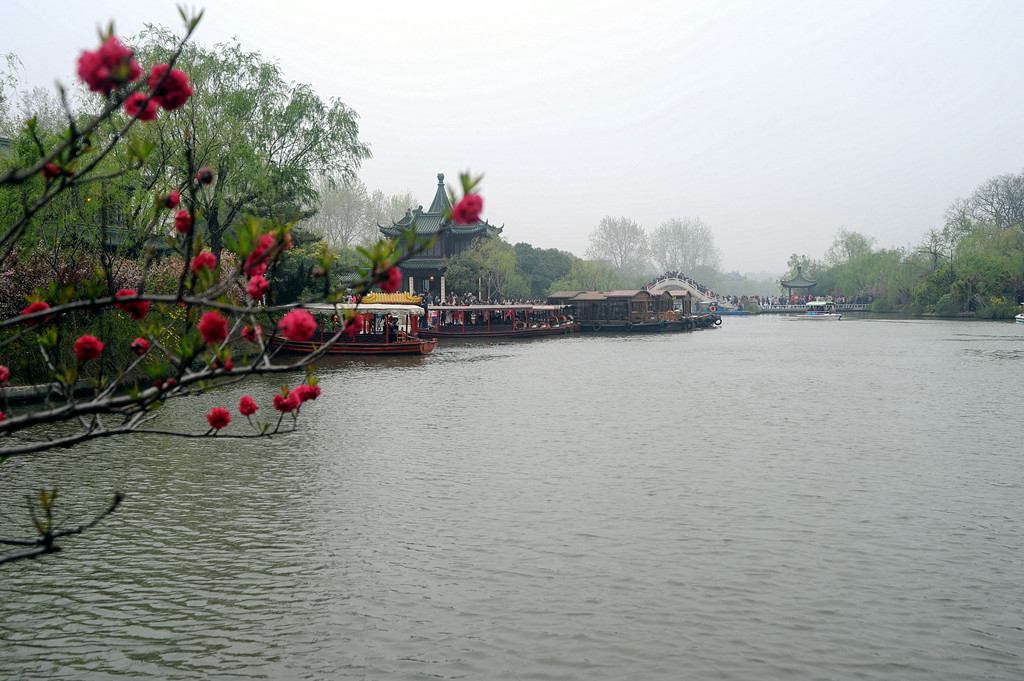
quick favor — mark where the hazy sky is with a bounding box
[5,0,1024,274]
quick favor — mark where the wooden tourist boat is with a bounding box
[545,289,713,332]
[421,304,580,339]
[792,299,842,320]
[270,294,437,356]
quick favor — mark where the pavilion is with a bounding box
[780,266,818,300]
[379,173,503,299]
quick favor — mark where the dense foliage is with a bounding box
[781,180,1024,317]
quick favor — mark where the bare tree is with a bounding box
[649,217,721,274]
[302,176,371,247]
[585,216,649,274]
[966,171,1024,232]
[301,179,416,248]
[366,188,417,237]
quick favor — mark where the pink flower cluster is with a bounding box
[278,309,317,341]
[198,310,229,345]
[190,252,218,274]
[272,383,320,414]
[114,289,151,320]
[77,34,193,121]
[21,301,52,326]
[206,407,231,430]
[77,35,141,95]
[452,193,483,225]
[74,335,104,362]
[175,210,192,234]
[147,64,193,110]
[243,232,292,277]
[379,266,402,293]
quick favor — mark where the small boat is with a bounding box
[270,298,437,356]
[421,304,580,339]
[793,299,842,320]
[1016,313,1024,324]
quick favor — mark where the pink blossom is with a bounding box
[295,384,321,403]
[74,335,104,362]
[247,275,269,301]
[243,233,277,276]
[239,395,258,416]
[198,310,229,345]
[451,193,483,225]
[242,324,262,343]
[206,407,231,430]
[147,64,193,110]
[190,252,218,274]
[114,289,151,320]
[22,301,51,326]
[342,315,363,339]
[273,391,301,413]
[77,35,141,94]
[42,163,61,179]
[130,337,149,356]
[0,365,9,383]
[278,309,317,341]
[0,410,4,423]
[163,190,180,209]
[380,266,402,293]
[174,209,192,234]
[124,91,158,121]
[196,166,215,184]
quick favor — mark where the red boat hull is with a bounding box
[270,334,437,356]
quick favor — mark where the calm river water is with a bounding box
[2,315,1023,680]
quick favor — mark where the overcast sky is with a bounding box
[5,0,1024,274]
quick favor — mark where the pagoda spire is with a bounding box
[427,172,452,214]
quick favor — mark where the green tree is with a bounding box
[132,29,372,256]
[444,237,528,301]
[824,228,876,267]
[548,258,624,292]
[513,242,573,299]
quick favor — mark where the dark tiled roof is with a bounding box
[378,172,502,238]
[781,266,817,287]
[399,258,444,271]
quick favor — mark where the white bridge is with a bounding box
[647,277,717,304]
[646,277,871,312]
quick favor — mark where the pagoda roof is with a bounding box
[379,172,503,238]
[398,258,444,271]
[780,266,817,288]
[548,291,587,300]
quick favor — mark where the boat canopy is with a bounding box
[303,302,425,320]
[426,304,569,312]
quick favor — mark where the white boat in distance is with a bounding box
[793,299,842,320]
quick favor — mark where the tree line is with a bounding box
[782,172,1024,317]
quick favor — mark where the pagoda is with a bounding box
[780,266,818,300]
[379,173,503,299]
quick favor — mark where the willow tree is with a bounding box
[649,216,721,276]
[444,236,528,301]
[132,29,371,256]
[585,216,649,275]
